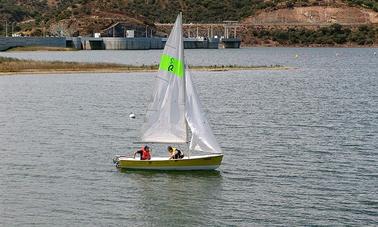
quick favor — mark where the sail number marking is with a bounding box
[159,54,184,78]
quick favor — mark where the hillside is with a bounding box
[0,0,377,45]
[244,5,378,25]
[1,0,377,23]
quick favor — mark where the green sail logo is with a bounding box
[168,58,175,72]
[159,54,184,78]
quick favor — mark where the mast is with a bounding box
[184,65,190,157]
[180,12,191,158]
[181,12,187,144]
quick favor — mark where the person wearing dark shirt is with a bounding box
[167,146,184,160]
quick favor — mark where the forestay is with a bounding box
[140,13,187,143]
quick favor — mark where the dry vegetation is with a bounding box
[0,57,286,74]
[0,56,157,73]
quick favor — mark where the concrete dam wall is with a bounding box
[0,37,239,51]
[0,37,66,51]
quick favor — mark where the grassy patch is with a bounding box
[0,57,287,74]
[0,56,153,73]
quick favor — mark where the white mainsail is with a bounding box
[185,68,222,153]
[140,13,187,143]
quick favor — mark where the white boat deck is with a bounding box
[115,154,222,161]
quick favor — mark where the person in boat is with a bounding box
[167,146,184,160]
[133,145,151,160]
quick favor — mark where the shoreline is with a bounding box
[0,66,290,76]
[3,46,378,52]
[0,57,289,75]
[3,44,378,53]
[241,44,378,48]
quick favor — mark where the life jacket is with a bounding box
[172,147,184,159]
[141,147,151,160]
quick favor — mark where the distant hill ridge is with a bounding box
[0,0,377,46]
[1,0,377,23]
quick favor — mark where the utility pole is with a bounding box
[5,20,8,37]
[41,21,45,37]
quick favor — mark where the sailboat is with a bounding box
[113,13,223,170]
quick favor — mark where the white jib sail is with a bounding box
[185,68,222,153]
[140,13,187,143]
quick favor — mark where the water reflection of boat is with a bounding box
[113,13,223,170]
[119,170,223,226]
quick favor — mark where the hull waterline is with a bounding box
[114,154,223,171]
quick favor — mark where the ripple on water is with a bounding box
[0,48,378,226]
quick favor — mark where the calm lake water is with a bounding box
[0,48,377,226]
